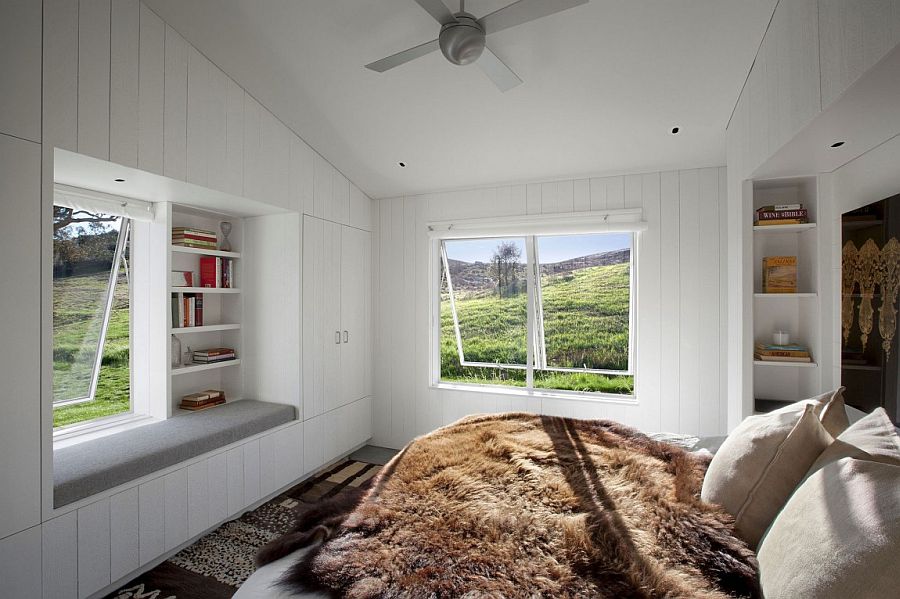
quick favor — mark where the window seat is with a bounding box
[54,400,297,508]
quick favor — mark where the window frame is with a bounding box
[429,210,643,399]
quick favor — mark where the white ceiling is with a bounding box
[144,0,777,199]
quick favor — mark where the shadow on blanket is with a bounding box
[257,414,760,598]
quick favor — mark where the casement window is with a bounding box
[52,185,153,430]
[433,213,639,396]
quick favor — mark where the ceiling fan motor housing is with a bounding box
[439,13,485,65]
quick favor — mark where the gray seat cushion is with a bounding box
[54,400,296,507]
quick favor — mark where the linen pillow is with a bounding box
[700,403,832,548]
[757,458,900,599]
[809,407,900,474]
[817,386,850,437]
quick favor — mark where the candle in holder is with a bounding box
[773,330,790,345]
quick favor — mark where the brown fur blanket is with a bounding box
[259,414,760,598]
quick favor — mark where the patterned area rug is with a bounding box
[105,459,381,599]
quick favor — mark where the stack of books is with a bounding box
[199,256,235,288]
[755,204,809,226]
[755,343,812,363]
[172,292,203,327]
[193,347,236,363]
[180,389,226,411]
[762,256,797,293]
[172,227,218,249]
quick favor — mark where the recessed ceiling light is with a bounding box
[830,141,845,148]
[114,178,125,182]
[671,127,680,135]
[398,162,406,167]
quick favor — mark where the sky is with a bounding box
[445,233,631,264]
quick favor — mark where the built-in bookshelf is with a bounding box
[749,176,823,413]
[168,205,243,414]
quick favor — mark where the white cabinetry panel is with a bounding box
[206,65,229,193]
[819,0,900,108]
[0,135,41,540]
[259,433,279,498]
[138,3,165,174]
[109,487,140,582]
[77,0,111,160]
[292,136,315,215]
[303,415,325,474]
[164,469,188,551]
[226,447,244,516]
[164,26,188,181]
[77,498,111,598]
[186,47,210,186]
[314,154,332,219]
[281,423,304,487]
[302,216,325,420]
[43,0,79,151]
[187,460,210,539]
[243,440,261,506]
[0,526,42,599]
[341,226,371,406]
[42,512,78,599]
[138,477,165,566]
[333,170,351,225]
[349,183,372,231]
[207,452,228,525]
[0,0,41,142]
[243,93,262,201]
[323,221,343,411]
[110,0,141,167]
[224,77,245,196]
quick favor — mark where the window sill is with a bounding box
[53,413,158,450]
[430,381,638,405]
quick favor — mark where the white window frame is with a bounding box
[429,210,645,399]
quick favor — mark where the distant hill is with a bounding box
[445,248,630,292]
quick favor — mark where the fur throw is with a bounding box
[261,414,760,598]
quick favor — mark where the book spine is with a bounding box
[195,294,203,326]
[199,256,217,288]
[758,209,808,220]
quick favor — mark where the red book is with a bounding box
[199,256,218,288]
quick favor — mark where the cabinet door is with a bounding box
[323,221,343,411]
[0,0,41,141]
[302,215,325,420]
[341,226,371,405]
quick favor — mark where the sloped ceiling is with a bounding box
[144,0,776,199]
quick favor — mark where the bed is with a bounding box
[236,396,899,599]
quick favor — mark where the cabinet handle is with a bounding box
[343,330,349,343]
[335,330,341,344]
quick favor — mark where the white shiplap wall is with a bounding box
[372,168,728,449]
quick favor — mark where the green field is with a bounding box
[53,271,131,428]
[441,262,634,394]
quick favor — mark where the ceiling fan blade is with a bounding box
[365,38,440,72]
[413,0,458,24]
[478,0,588,35]
[477,45,522,92]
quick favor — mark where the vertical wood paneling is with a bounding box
[373,201,391,446]
[0,0,41,142]
[163,26,188,180]
[718,168,730,434]
[323,222,342,409]
[77,0,111,159]
[138,4,165,174]
[636,172,662,432]
[42,512,78,599]
[109,487,139,582]
[698,169,721,436]
[224,77,244,196]
[291,136,315,215]
[400,198,417,443]
[303,415,325,474]
[207,453,228,525]
[138,478,165,565]
[77,498,110,598]
[163,469,188,551]
[573,179,590,211]
[226,447,244,516]
[624,175,642,209]
[315,154,334,220]
[0,526,42,599]
[658,171,681,432]
[334,171,351,225]
[526,183,541,214]
[540,182,559,213]
[109,0,140,167]
[242,94,262,201]
[557,180,575,212]
[606,176,625,209]
[186,47,209,186]
[259,432,278,497]
[302,216,325,419]
[589,177,607,210]
[678,170,701,435]
[43,0,79,151]
[187,460,209,539]
[243,439,261,506]
[206,65,229,192]
[389,198,405,447]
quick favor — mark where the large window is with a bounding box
[439,232,634,395]
[53,204,132,428]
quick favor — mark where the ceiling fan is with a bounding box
[365,0,589,91]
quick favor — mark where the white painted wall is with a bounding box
[372,168,728,449]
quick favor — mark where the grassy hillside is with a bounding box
[53,271,131,428]
[441,261,634,394]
